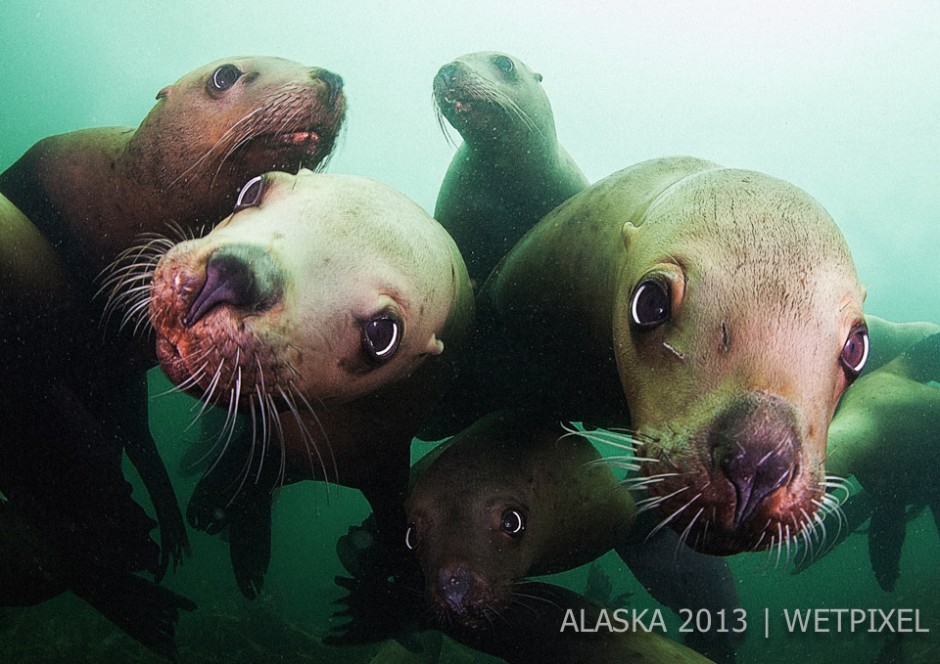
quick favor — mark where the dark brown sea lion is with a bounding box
[824,332,940,591]
[405,413,741,662]
[0,56,347,578]
[405,412,635,628]
[433,51,588,287]
[130,170,472,594]
[429,156,868,556]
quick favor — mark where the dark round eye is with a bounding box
[840,324,869,380]
[500,509,525,538]
[234,175,264,212]
[209,64,242,92]
[405,523,418,550]
[494,55,514,74]
[362,312,402,364]
[629,279,671,328]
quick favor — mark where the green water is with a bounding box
[1,1,938,662]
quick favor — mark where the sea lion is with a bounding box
[405,412,635,628]
[131,170,473,594]
[822,332,940,591]
[404,412,741,662]
[862,314,940,375]
[433,51,588,287]
[428,156,868,556]
[0,55,346,281]
[0,56,348,578]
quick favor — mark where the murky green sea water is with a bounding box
[1,1,937,662]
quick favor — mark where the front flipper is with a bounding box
[72,566,197,661]
[868,499,907,592]
[187,427,281,598]
[110,369,190,580]
[228,481,273,599]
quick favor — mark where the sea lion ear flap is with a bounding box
[155,86,170,101]
[425,335,445,356]
[621,222,640,251]
[535,72,544,83]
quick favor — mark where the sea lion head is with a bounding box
[406,445,538,629]
[140,170,467,414]
[128,56,346,190]
[433,51,554,148]
[405,414,631,630]
[612,167,867,555]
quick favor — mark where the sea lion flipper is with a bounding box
[124,434,190,580]
[228,483,273,600]
[868,499,906,592]
[70,567,196,661]
[112,370,190,579]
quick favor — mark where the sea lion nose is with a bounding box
[710,394,799,529]
[183,245,283,327]
[314,69,344,110]
[437,63,459,90]
[438,566,475,613]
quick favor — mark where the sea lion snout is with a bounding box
[312,69,344,110]
[183,245,284,327]
[709,393,800,529]
[437,565,477,614]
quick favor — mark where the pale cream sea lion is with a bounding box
[428,156,868,556]
[130,170,473,594]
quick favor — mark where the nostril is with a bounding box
[315,69,344,109]
[710,394,800,529]
[183,247,282,327]
[438,566,474,613]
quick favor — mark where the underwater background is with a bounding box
[1,0,937,662]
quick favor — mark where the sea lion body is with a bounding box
[0,57,348,578]
[824,332,940,590]
[432,156,868,555]
[862,314,940,376]
[406,412,634,626]
[433,51,588,287]
[0,55,345,281]
[0,374,197,659]
[141,170,473,590]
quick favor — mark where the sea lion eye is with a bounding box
[209,64,242,92]
[840,324,870,380]
[494,55,514,74]
[629,279,671,329]
[405,523,419,550]
[362,312,402,364]
[500,509,525,538]
[233,175,264,212]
